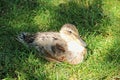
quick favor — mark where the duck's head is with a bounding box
[60,24,86,47]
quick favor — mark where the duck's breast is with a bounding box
[66,41,86,64]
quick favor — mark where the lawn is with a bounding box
[0,0,120,80]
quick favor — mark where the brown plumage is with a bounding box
[17,24,87,64]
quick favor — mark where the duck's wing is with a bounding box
[17,32,68,61]
[34,32,68,61]
[79,37,87,47]
[41,43,67,62]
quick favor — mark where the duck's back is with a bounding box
[18,32,69,61]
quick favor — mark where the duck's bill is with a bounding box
[78,36,87,47]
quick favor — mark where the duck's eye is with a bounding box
[68,30,72,33]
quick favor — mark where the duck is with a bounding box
[17,24,87,64]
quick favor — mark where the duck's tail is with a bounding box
[17,32,35,45]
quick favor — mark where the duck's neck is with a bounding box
[60,33,70,42]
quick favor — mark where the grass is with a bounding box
[0,0,120,80]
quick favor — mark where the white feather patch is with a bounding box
[67,41,84,55]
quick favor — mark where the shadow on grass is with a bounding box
[0,0,48,79]
[52,0,108,33]
[0,0,119,79]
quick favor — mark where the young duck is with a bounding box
[17,24,87,64]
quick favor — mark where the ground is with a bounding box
[0,0,120,80]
